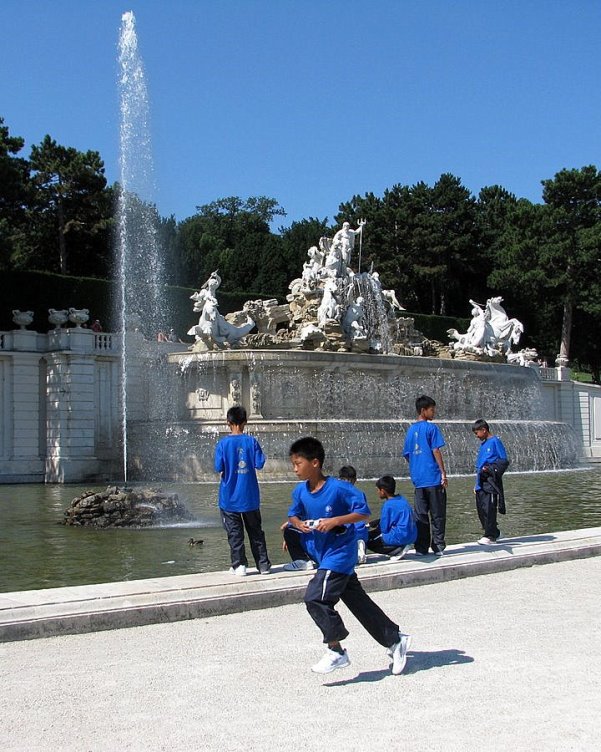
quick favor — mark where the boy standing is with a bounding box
[214,405,271,576]
[472,419,510,544]
[367,475,417,560]
[402,395,448,555]
[287,437,411,675]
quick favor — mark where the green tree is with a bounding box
[176,196,287,294]
[490,166,601,372]
[0,117,32,269]
[540,166,601,365]
[279,216,332,281]
[28,135,111,275]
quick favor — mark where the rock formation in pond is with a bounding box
[62,486,194,527]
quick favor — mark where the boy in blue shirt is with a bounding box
[367,475,417,560]
[472,419,510,544]
[338,465,369,565]
[214,405,271,576]
[287,437,411,675]
[402,395,448,556]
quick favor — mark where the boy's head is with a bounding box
[226,405,247,426]
[472,418,491,441]
[415,394,436,419]
[338,465,357,484]
[289,437,325,480]
[376,475,396,498]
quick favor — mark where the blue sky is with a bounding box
[1,0,600,229]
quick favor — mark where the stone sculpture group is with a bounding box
[447,296,535,363]
[187,221,425,356]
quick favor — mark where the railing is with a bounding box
[94,333,116,352]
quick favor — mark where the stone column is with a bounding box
[1,352,45,482]
[45,352,99,483]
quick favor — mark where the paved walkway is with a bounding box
[1,554,600,751]
[1,527,600,642]
[0,529,601,752]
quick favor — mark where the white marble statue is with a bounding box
[370,272,405,312]
[507,348,539,367]
[317,278,341,326]
[188,272,254,348]
[448,297,524,359]
[342,295,367,340]
[486,296,524,354]
[331,220,366,267]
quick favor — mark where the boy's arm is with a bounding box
[214,442,224,474]
[315,512,369,532]
[432,447,448,488]
[254,439,266,470]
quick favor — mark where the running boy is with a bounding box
[472,419,510,544]
[287,437,411,675]
[214,405,271,576]
[402,395,448,555]
[367,475,417,560]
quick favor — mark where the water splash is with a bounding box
[116,11,168,480]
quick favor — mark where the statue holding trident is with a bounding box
[331,219,367,271]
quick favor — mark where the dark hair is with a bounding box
[472,418,490,433]
[227,405,247,425]
[415,395,436,413]
[289,436,325,467]
[376,475,396,496]
[338,465,357,483]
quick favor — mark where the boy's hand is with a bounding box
[315,517,342,533]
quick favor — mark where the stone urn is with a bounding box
[12,309,34,330]
[48,308,69,329]
[68,307,90,328]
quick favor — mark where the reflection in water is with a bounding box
[0,468,599,593]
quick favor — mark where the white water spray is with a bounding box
[117,11,168,480]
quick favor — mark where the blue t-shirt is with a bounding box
[214,433,266,512]
[475,435,507,491]
[402,420,446,488]
[379,495,418,547]
[287,477,370,575]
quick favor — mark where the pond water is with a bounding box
[0,468,600,593]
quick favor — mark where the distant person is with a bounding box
[472,419,510,544]
[214,405,271,576]
[402,395,448,556]
[167,327,181,342]
[91,319,103,333]
[286,436,411,675]
[367,475,417,560]
[157,330,168,342]
[338,465,369,565]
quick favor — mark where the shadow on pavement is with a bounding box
[323,648,474,686]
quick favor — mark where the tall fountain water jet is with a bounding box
[117,11,168,480]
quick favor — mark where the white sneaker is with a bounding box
[435,549,444,557]
[477,537,493,545]
[283,559,315,571]
[389,544,412,562]
[311,648,351,674]
[229,565,247,576]
[357,539,367,565]
[390,633,412,675]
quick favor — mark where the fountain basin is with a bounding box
[126,350,580,481]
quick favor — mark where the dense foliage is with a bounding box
[1,115,600,380]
